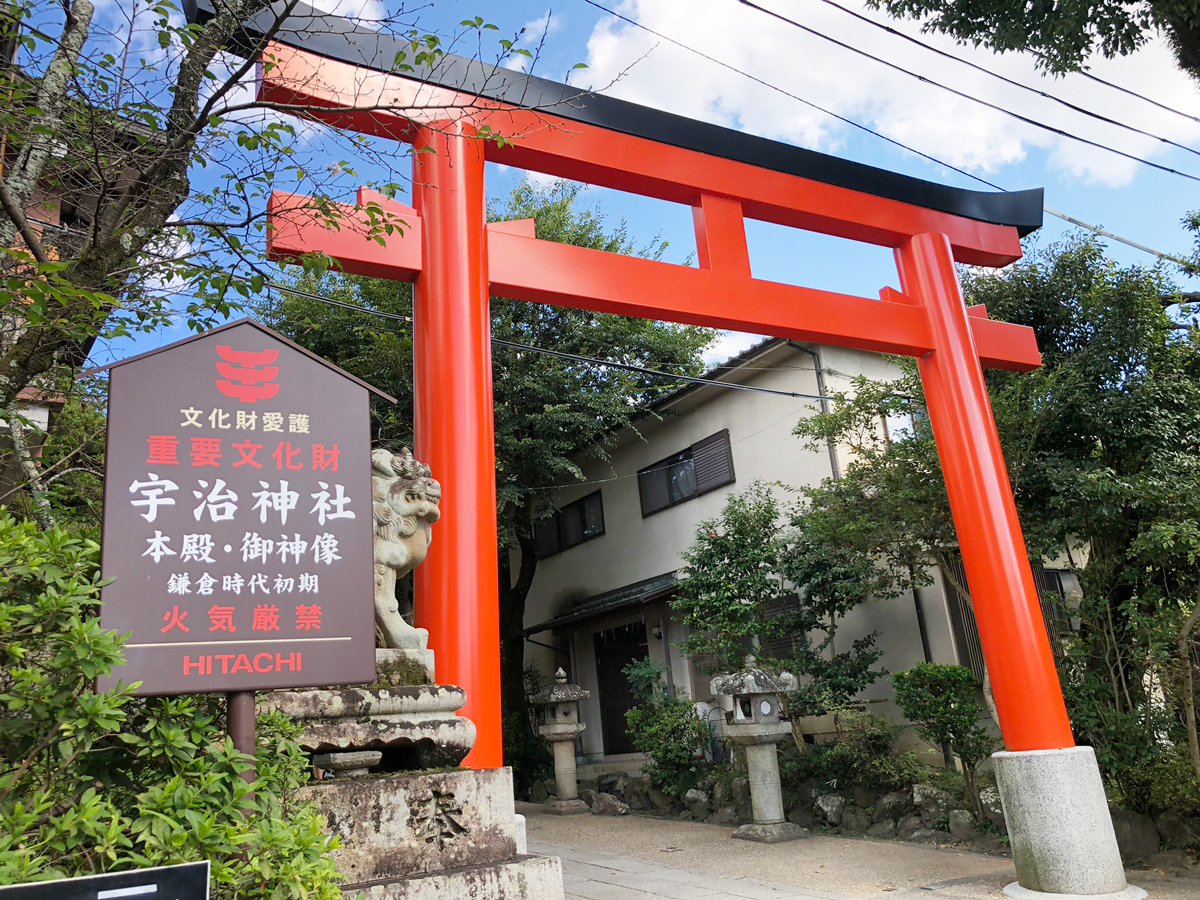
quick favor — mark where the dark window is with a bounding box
[942,558,1071,679]
[638,430,735,517]
[535,491,605,558]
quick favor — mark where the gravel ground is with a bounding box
[519,802,1200,900]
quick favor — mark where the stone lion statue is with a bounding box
[372,447,441,649]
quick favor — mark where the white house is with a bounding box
[520,337,1077,772]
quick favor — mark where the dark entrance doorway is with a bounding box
[594,622,648,756]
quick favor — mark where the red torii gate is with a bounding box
[227,8,1073,774]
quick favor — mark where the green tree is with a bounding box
[672,481,793,672]
[0,513,343,896]
[792,235,1200,798]
[866,0,1200,81]
[671,481,895,744]
[0,0,525,523]
[891,664,997,819]
[256,178,713,776]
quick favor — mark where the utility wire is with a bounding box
[804,0,1200,159]
[580,0,1189,265]
[265,283,830,401]
[1029,54,1200,127]
[736,0,1200,182]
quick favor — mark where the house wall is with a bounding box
[521,341,967,763]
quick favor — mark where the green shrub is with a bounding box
[891,663,997,819]
[622,659,709,796]
[822,711,924,792]
[1115,746,1200,817]
[778,711,924,795]
[0,514,344,897]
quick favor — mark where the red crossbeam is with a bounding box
[267,191,1041,372]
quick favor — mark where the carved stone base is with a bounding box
[347,855,563,900]
[545,798,590,816]
[260,682,475,769]
[297,767,518,883]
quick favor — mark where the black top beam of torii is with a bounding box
[185,0,1043,237]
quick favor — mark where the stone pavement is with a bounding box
[519,802,1200,900]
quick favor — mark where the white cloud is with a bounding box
[580,0,1200,187]
[703,331,768,366]
[303,0,385,27]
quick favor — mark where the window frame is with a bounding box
[535,489,606,559]
[637,430,734,518]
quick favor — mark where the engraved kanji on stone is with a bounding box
[409,790,467,849]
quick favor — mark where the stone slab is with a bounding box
[261,683,465,719]
[1002,883,1148,900]
[732,822,808,844]
[547,798,591,816]
[294,712,476,767]
[299,766,517,882]
[347,854,563,900]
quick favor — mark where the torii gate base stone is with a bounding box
[198,2,1148,895]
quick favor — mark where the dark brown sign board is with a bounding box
[0,861,209,899]
[94,319,392,694]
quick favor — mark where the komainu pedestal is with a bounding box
[262,649,564,899]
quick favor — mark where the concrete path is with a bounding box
[519,802,1200,900]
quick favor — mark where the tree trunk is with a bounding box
[1178,588,1200,785]
[9,416,54,531]
[963,763,983,821]
[498,499,540,779]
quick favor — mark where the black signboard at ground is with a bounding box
[0,861,209,899]
[92,319,393,694]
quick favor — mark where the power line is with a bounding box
[579,0,1189,266]
[806,0,1200,159]
[1030,56,1200,127]
[265,283,831,401]
[736,0,1200,182]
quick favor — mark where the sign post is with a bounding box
[91,319,393,777]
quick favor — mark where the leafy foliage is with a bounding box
[865,0,1200,82]
[791,235,1200,805]
[622,659,710,796]
[780,710,923,794]
[0,514,343,897]
[672,481,889,720]
[891,664,996,815]
[672,481,792,671]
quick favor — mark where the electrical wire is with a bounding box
[264,283,832,402]
[805,0,1200,158]
[579,0,1190,266]
[736,0,1200,182]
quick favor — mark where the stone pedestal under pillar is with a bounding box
[994,746,1145,900]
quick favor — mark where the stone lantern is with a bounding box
[711,656,806,843]
[530,668,590,815]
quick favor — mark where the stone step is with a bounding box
[345,854,562,900]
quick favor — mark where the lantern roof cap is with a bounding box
[711,656,798,696]
[530,668,590,705]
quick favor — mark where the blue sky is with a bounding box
[91,0,1200,365]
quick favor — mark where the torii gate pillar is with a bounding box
[411,122,502,769]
